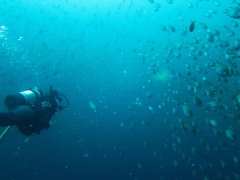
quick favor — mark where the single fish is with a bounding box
[189,21,196,32]
[182,103,193,118]
[225,129,236,140]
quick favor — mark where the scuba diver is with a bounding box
[0,86,69,138]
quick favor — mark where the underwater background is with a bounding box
[0,0,240,179]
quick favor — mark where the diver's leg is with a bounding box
[0,106,36,127]
[13,106,37,136]
[9,106,36,123]
[0,112,16,126]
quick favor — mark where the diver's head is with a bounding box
[48,86,69,111]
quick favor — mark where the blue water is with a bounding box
[0,0,240,179]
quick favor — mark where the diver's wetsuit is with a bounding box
[0,94,58,136]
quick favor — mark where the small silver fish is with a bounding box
[182,103,193,118]
[225,129,236,140]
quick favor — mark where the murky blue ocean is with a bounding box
[0,0,240,179]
